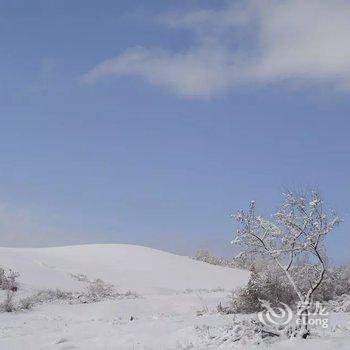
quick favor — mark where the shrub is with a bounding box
[0,268,19,291]
[0,269,20,312]
[228,263,350,313]
[195,249,350,313]
[17,296,35,310]
[193,249,272,270]
[193,250,232,267]
[11,278,139,311]
[229,266,296,313]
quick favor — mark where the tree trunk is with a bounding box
[297,300,310,339]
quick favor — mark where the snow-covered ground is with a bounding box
[0,244,349,349]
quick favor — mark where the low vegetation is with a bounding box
[0,270,138,313]
[0,268,20,312]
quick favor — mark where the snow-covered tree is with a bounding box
[232,191,340,337]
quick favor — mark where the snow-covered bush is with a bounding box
[194,250,349,316]
[17,296,35,310]
[32,288,75,304]
[193,249,257,269]
[228,263,350,314]
[327,265,350,297]
[0,268,20,312]
[193,250,234,267]
[229,266,296,313]
[11,279,138,311]
[0,268,19,291]
[194,249,274,270]
[195,318,280,348]
[326,294,350,312]
[196,249,349,316]
[70,274,138,303]
[11,288,76,312]
[78,279,118,303]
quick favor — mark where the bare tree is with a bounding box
[233,191,340,337]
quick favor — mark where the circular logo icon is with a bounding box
[257,299,293,327]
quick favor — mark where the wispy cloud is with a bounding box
[81,0,350,98]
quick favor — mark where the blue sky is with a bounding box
[1,1,349,261]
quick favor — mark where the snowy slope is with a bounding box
[0,245,349,349]
[0,244,249,294]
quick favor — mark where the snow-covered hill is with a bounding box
[0,244,255,349]
[0,244,249,294]
[1,245,348,349]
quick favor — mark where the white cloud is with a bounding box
[81,0,350,97]
[81,44,242,97]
